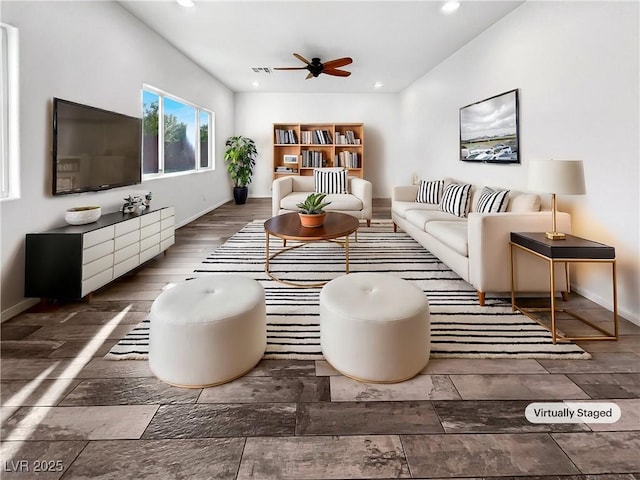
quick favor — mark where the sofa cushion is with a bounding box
[392,200,439,219]
[416,180,443,204]
[405,209,466,230]
[324,194,363,211]
[439,183,472,218]
[506,191,541,212]
[476,187,510,213]
[280,192,362,212]
[314,168,348,194]
[424,221,469,257]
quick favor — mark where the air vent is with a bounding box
[251,67,272,74]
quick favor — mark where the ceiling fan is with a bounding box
[274,53,352,79]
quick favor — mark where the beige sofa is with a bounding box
[272,176,373,226]
[392,180,571,305]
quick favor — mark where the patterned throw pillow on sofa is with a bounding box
[439,183,472,218]
[416,180,443,204]
[476,187,510,213]
[314,168,348,194]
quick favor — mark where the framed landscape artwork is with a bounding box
[459,89,520,164]
[283,154,298,164]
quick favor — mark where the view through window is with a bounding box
[142,87,213,178]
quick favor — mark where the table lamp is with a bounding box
[528,159,586,240]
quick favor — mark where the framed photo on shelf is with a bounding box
[459,89,519,164]
[283,154,298,164]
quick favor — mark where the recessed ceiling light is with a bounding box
[251,81,260,88]
[374,82,384,89]
[176,0,194,8]
[441,1,460,13]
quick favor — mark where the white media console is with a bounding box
[25,206,175,299]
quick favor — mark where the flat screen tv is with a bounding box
[459,89,519,164]
[53,98,142,195]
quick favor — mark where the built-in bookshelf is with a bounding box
[273,123,364,179]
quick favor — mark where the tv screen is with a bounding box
[459,89,519,164]
[53,98,142,195]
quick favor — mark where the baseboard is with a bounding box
[1,298,40,323]
[571,283,639,327]
[175,198,230,229]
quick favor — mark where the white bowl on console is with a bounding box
[65,206,101,225]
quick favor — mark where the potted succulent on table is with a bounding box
[224,135,258,205]
[296,193,331,228]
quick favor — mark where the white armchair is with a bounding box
[272,176,372,226]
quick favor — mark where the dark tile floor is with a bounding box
[1,198,639,479]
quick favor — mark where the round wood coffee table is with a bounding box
[264,212,360,287]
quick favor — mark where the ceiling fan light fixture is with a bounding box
[374,81,384,89]
[176,0,195,8]
[441,1,460,13]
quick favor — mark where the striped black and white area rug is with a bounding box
[106,220,591,360]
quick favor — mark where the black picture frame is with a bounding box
[459,89,519,164]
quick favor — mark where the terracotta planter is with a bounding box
[298,212,326,228]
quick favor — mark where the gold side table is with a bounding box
[509,232,618,344]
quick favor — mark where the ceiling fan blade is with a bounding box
[293,53,311,65]
[273,67,308,70]
[305,72,314,80]
[322,57,353,69]
[323,68,351,77]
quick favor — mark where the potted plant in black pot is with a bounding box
[224,135,257,205]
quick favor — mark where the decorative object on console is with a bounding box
[297,192,331,227]
[64,206,101,225]
[416,179,443,204]
[528,159,585,240]
[314,167,348,194]
[224,135,258,205]
[460,89,519,164]
[476,187,510,213]
[439,183,472,218]
[122,195,144,213]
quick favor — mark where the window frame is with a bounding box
[0,23,20,201]
[142,84,214,180]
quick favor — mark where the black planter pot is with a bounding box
[233,186,249,205]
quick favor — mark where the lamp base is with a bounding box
[545,231,566,240]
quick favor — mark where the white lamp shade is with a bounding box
[528,159,586,195]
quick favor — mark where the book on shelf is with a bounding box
[336,151,359,168]
[275,128,298,144]
[335,130,360,145]
[309,129,333,144]
[301,150,325,168]
[275,166,298,173]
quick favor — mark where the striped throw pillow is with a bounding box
[416,180,443,204]
[476,187,510,213]
[314,168,348,194]
[439,183,472,218]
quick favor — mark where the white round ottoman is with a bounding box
[149,275,266,388]
[320,272,430,383]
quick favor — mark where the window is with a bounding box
[142,86,213,178]
[0,23,19,200]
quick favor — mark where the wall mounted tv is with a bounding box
[459,89,520,164]
[53,98,142,195]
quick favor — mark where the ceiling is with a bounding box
[119,0,524,94]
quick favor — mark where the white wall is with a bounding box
[0,1,235,319]
[234,93,400,198]
[399,1,639,323]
